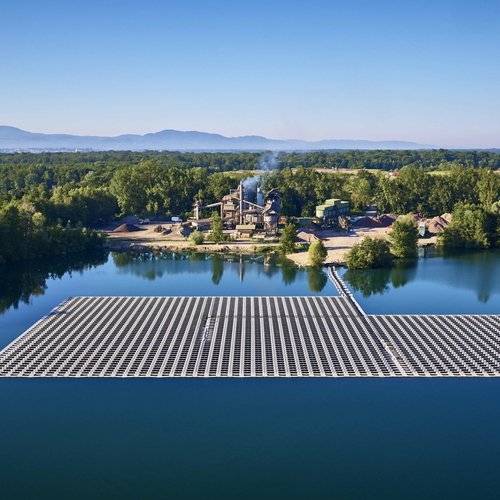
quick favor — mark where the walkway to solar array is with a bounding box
[0,290,498,377]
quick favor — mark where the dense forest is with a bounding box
[1,148,499,176]
[0,150,499,263]
[278,149,500,170]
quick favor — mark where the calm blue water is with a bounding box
[340,248,500,315]
[0,250,499,499]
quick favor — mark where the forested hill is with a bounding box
[0,126,429,151]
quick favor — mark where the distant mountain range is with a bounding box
[0,125,434,151]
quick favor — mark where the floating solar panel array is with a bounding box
[0,295,498,378]
[373,315,500,376]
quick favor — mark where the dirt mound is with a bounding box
[351,216,381,228]
[378,214,397,227]
[113,223,142,233]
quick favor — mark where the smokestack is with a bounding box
[239,182,244,225]
[256,187,264,207]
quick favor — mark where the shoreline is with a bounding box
[104,234,438,268]
[105,239,280,254]
[105,221,439,267]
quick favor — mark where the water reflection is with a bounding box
[307,269,328,293]
[1,249,497,318]
[211,254,224,285]
[437,250,499,303]
[0,251,108,313]
[343,267,392,297]
[344,261,418,298]
[281,259,298,285]
[111,251,319,290]
[343,249,500,303]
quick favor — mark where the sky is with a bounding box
[1,0,500,147]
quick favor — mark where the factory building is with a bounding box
[316,199,349,218]
[316,198,350,227]
[192,183,281,234]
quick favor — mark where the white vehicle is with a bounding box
[171,216,182,222]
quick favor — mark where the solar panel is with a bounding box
[1,294,498,378]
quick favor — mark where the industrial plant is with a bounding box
[189,180,350,238]
[191,182,282,236]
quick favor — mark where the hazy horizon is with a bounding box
[2,0,500,148]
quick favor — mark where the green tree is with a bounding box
[308,239,327,267]
[476,168,500,209]
[279,223,297,254]
[348,169,377,210]
[210,211,224,243]
[389,215,418,258]
[345,237,392,269]
[438,203,493,249]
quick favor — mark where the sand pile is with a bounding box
[162,223,191,239]
[296,231,319,243]
[113,223,142,233]
[426,214,452,234]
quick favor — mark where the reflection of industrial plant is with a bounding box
[191,182,281,235]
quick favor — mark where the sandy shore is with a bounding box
[105,222,280,253]
[287,228,437,267]
[286,227,391,266]
[104,221,437,265]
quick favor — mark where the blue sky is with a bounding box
[1,0,499,147]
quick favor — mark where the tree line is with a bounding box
[263,164,499,216]
[0,201,105,264]
[278,149,500,170]
[1,149,499,202]
[0,151,498,263]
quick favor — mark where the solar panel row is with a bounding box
[0,296,498,378]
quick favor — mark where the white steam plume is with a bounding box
[242,152,279,195]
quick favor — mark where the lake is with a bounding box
[1,249,499,499]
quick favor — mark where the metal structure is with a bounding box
[0,274,498,378]
[316,198,350,228]
[192,183,281,232]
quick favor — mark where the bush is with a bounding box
[189,230,205,245]
[345,237,392,269]
[389,215,418,258]
[308,239,327,267]
[254,245,275,254]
